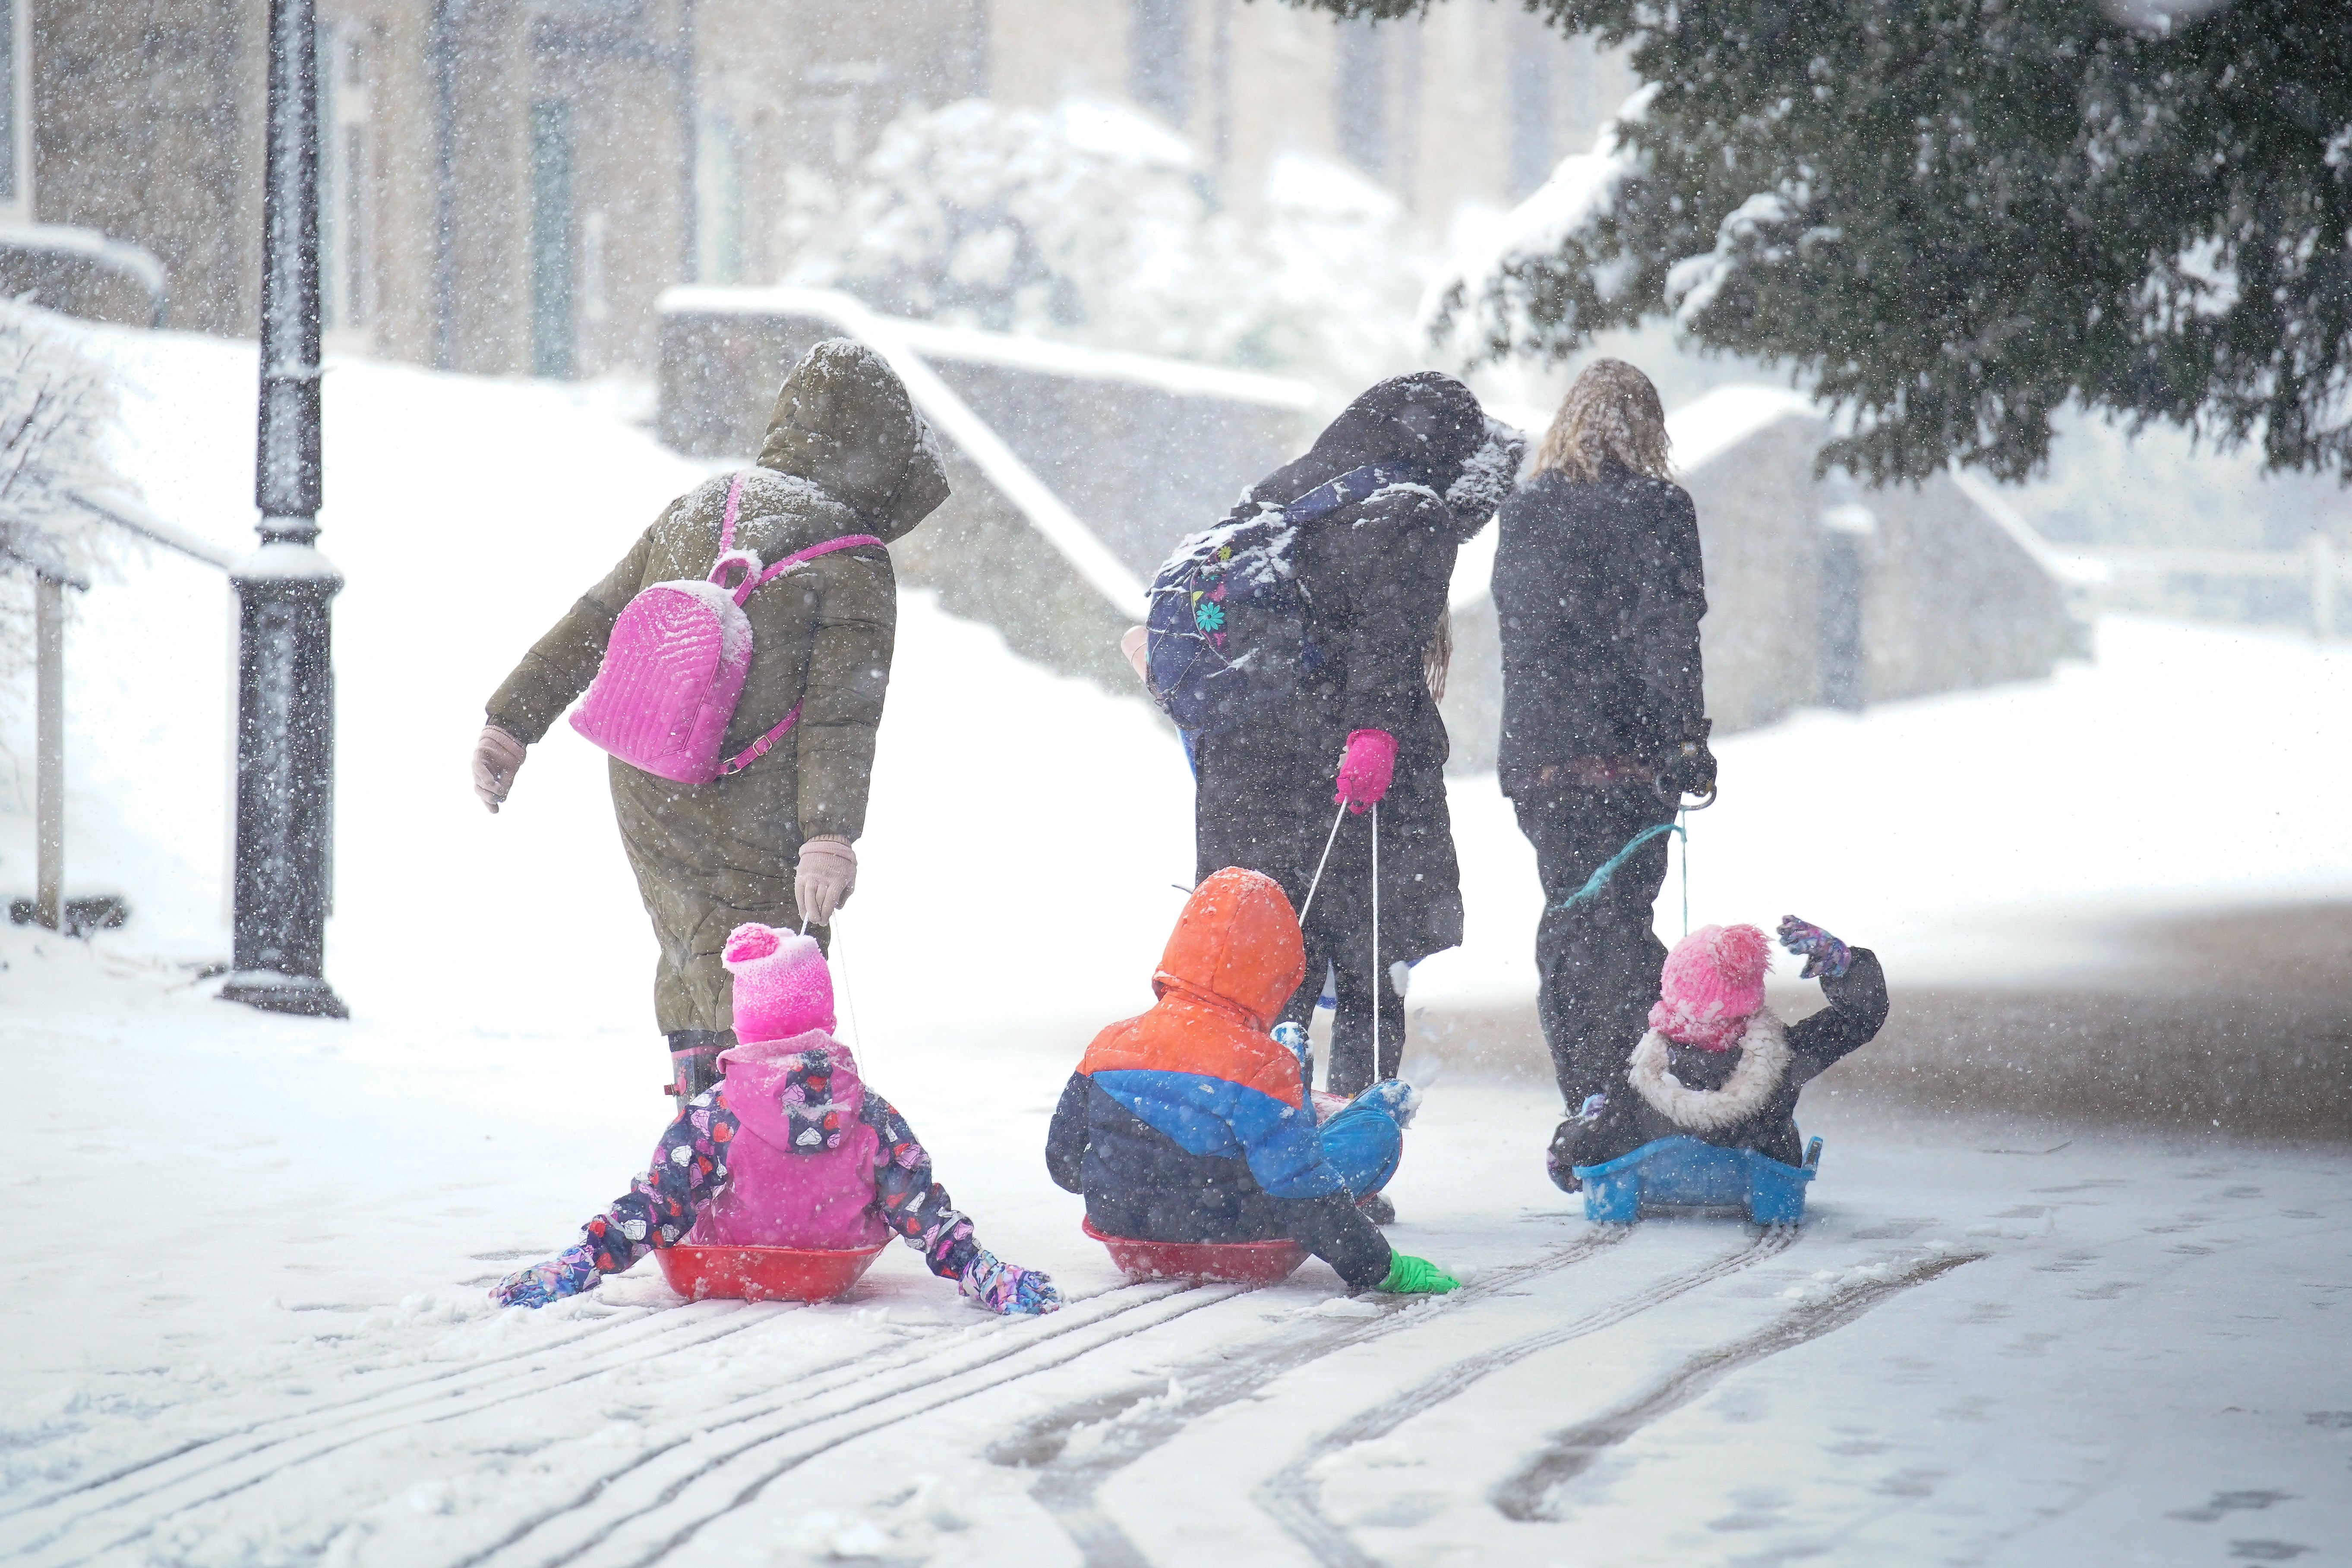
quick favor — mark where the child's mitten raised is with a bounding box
[1776,915,1853,980]
[1376,1253,1459,1294]
[490,1242,601,1309]
[960,1249,1061,1315]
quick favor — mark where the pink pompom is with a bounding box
[723,924,781,965]
[1705,922,1773,989]
[1650,922,1772,1052]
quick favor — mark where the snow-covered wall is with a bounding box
[659,288,1319,688]
[1441,391,2081,773]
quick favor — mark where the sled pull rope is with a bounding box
[1554,808,1693,937]
[831,916,865,1056]
[1296,800,1349,926]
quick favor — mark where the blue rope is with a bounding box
[1554,810,1692,936]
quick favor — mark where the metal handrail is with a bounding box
[70,487,238,570]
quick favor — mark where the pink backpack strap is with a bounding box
[753,533,886,588]
[719,701,804,777]
[716,471,749,552]
[713,527,888,778]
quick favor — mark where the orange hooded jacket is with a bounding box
[1074,868,1344,1200]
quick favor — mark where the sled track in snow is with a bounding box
[4,1276,1170,1568]
[463,1278,1250,1568]
[1491,1249,1984,1522]
[1,1289,747,1522]
[0,1297,795,1568]
[998,1228,1632,1568]
[1256,1225,1803,1568]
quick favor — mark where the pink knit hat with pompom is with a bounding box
[723,923,835,1044]
[1648,923,1772,1052]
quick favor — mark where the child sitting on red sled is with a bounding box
[493,924,1058,1315]
[1046,867,1457,1296]
[1549,916,1888,1187]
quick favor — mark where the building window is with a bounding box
[528,100,575,379]
[1505,21,1554,199]
[1129,0,1192,129]
[319,21,372,336]
[0,0,31,218]
[581,208,608,326]
[695,108,745,285]
[1333,17,1387,181]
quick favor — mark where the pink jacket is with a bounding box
[695,1031,894,1250]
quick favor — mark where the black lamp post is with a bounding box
[222,0,346,1018]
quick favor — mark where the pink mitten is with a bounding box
[1333,729,1397,814]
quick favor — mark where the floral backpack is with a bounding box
[1143,462,1427,738]
[570,472,880,785]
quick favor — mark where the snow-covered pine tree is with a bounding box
[0,300,128,689]
[1310,0,2352,486]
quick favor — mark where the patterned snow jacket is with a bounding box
[1571,950,1889,1171]
[569,1037,981,1287]
[1045,867,1393,1289]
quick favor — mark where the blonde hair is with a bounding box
[1532,358,1672,482]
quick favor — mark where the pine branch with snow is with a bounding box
[1365,0,2352,486]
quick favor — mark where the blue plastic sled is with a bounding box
[1574,1135,1823,1225]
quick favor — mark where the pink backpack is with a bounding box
[570,473,882,785]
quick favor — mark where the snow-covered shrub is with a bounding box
[0,300,130,694]
[777,98,1424,389]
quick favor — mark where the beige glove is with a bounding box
[1120,625,1150,685]
[796,836,858,926]
[472,725,527,813]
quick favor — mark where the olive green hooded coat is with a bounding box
[485,341,950,1032]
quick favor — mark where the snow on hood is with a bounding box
[1151,867,1306,1030]
[1443,417,1529,540]
[755,338,950,543]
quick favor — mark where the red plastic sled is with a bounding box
[1082,1217,1308,1286]
[655,1240,889,1303]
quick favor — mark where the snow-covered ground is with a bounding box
[2,325,2347,1565]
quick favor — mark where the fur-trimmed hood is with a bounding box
[1627,1010,1792,1133]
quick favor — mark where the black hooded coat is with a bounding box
[1192,372,1517,983]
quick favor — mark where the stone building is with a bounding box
[7,0,1633,377]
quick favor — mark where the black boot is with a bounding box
[1357,1192,1397,1225]
[1547,1119,1588,1193]
[666,1030,730,1105]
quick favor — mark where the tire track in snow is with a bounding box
[1490,1249,1983,1521]
[994,1228,1632,1568]
[7,1278,1174,1568]
[1256,1225,1802,1568]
